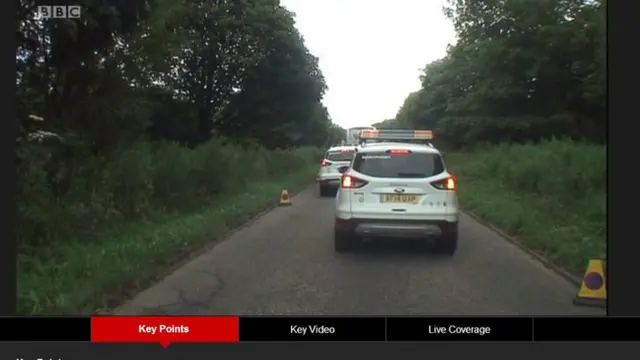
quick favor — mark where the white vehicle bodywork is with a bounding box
[334,140,459,253]
[317,145,356,196]
[345,127,375,145]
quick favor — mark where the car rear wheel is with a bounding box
[434,232,458,255]
[334,230,357,252]
[319,185,331,197]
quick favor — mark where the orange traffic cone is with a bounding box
[278,189,292,206]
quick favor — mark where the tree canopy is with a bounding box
[389,0,605,148]
[17,0,344,151]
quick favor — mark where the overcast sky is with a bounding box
[280,0,456,129]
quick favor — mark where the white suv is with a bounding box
[334,131,459,254]
[317,145,356,197]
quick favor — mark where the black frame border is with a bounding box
[2,317,640,342]
[607,0,637,316]
[5,0,17,315]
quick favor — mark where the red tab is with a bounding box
[91,316,239,346]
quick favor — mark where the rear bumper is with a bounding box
[355,222,441,238]
[335,218,457,239]
[317,176,341,187]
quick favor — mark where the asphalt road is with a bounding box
[116,185,604,316]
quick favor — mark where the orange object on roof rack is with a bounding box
[359,129,433,141]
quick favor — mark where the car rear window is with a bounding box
[352,151,445,178]
[326,150,355,162]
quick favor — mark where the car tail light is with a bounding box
[430,176,456,190]
[341,174,368,189]
[321,159,330,167]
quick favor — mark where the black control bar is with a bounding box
[0,316,638,342]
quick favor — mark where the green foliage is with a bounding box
[372,118,402,129]
[325,123,347,146]
[378,1,606,273]
[17,0,345,150]
[18,138,321,251]
[447,139,605,273]
[18,138,322,314]
[385,0,605,146]
[17,0,342,312]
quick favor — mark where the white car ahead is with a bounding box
[317,145,356,197]
[334,129,459,254]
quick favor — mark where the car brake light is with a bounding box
[430,176,456,190]
[321,159,329,167]
[388,149,410,155]
[341,174,368,189]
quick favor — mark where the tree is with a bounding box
[372,118,401,129]
[388,0,605,148]
[215,4,329,148]
[16,0,342,151]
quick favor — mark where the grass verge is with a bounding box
[19,170,315,315]
[18,137,322,315]
[445,139,606,275]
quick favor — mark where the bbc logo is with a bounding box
[37,5,82,19]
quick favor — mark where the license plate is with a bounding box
[381,194,418,204]
[328,179,340,184]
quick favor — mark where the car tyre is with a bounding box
[434,232,458,255]
[319,185,330,197]
[334,230,357,252]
